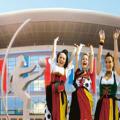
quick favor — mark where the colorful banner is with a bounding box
[68,67,74,84]
[90,58,96,94]
[44,57,51,87]
[0,59,7,94]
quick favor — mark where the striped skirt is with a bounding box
[94,97,119,120]
[69,87,93,120]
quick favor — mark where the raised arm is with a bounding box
[114,29,120,75]
[75,44,84,71]
[38,37,59,67]
[89,45,94,73]
[68,45,77,67]
[51,37,59,61]
[97,30,105,75]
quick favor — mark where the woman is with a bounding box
[114,29,120,76]
[43,37,76,120]
[69,44,94,120]
[94,30,120,120]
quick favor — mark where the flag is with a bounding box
[0,59,7,94]
[44,57,51,87]
[90,58,96,94]
[68,67,74,84]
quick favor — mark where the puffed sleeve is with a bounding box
[48,57,56,71]
[96,71,104,84]
[115,71,120,85]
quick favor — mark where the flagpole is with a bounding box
[1,19,31,120]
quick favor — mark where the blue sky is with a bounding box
[0,0,120,16]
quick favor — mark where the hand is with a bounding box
[54,36,59,44]
[78,44,85,53]
[90,45,93,49]
[99,30,105,43]
[113,29,120,40]
[79,44,85,51]
[80,43,85,48]
[73,43,78,54]
[75,44,84,55]
[74,43,78,47]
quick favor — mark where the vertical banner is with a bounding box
[44,57,51,87]
[90,58,96,94]
[0,59,7,94]
[68,67,74,84]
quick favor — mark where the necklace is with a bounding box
[105,71,112,80]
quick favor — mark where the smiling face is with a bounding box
[105,56,114,72]
[57,52,67,67]
[81,54,89,70]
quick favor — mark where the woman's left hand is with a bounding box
[113,29,120,40]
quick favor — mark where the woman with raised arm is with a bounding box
[114,29,120,75]
[43,37,76,120]
[69,44,94,120]
[94,30,120,120]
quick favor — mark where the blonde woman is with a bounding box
[69,44,94,120]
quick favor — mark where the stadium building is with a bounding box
[0,8,120,119]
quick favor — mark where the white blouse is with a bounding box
[48,58,73,78]
[97,71,120,85]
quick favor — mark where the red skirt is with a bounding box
[77,87,92,120]
[69,87,92,120]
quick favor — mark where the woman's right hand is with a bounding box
[99,30,105,44]
[54,36,59,44]
[76,44,85,55]
[52,37,59,61]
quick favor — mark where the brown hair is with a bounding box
[105,52,114,62]
[105,52,114,70]
[81,53,89,60]
[56,49,68,68]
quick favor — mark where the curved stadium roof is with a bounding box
[0,8,120,50]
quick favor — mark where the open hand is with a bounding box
[54,36,59,44]
[99,30,105,41]
[113,29,120,40]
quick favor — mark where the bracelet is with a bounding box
[99,40,104,45]
[99,39,104,45]
[99,42,104,46]
[90,54,94,56]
